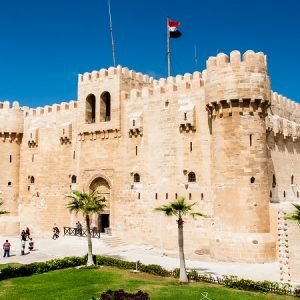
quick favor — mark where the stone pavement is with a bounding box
[0,235,281,283]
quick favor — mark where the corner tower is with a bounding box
[205,50,276,262]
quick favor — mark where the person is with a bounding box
[21,230,27,242]
[28,238,34,251]
[25,227,30,239]
[3,240,11,257]
[52,224,60,240]
[76,221,82,236]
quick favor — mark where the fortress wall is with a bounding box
[18,100,80,234]
[110,73,213,254]
[271,92,300,122]
[267,134,300,203]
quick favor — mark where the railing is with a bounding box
[63,227,101,238]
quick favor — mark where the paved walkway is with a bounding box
[0,235,281,283]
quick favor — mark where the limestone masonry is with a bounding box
[0,50,299,282]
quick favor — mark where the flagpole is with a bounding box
[194,44,198,70]
[167,17,171,77]
[108,0,116,67]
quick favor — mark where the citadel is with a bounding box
[0,49,299,282]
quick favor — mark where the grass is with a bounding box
[0,266,297,300]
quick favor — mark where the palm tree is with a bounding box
[155,197,206,283]
[286,203,300,225]
[66,190,106,266]
[0,200,8,215]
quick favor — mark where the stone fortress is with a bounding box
[0,49,299,282]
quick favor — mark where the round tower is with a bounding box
[205,50,276,263]
[0,101,23,235]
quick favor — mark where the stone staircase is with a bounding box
[101,236,125,248]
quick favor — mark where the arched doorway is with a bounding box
[89,177,111,233]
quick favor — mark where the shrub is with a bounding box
[100,289,149,300]
[0,256,86,281]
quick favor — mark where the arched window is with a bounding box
[188,172,196,183]
[71,175,77,184]
[86,94,96,123]
[30,176,35,184]
[272,174,276,188]
[291,175,294,185]
[133,173,140,183]
[100,91,111,122]
[250,177,255,184]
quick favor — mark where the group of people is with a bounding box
[2,226,34,258]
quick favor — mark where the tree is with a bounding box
[0,200,8,215]
[286,203,300,225]
[66,190,106,265]
[155,197,206,283]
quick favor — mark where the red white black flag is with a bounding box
[168,19,181,38]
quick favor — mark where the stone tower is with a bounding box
[205,50,276,262]
[0,101,24,235]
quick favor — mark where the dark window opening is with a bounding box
[272,174,276,188]
[63,129,65,135]
[270,191,272,198]
[133,120,135,126]
[190,142,193,152]
[86,94,96,123]
[36,192,39,197]
[138,193,140,199]
[250,177,255,184]
[189,193,192,200]
[133,173,140,183]
[73,151,75,159]
[8,181,12,186]
[184,112,187,120]
[71,175,77,184]
[283,191,286,198]
[297,191,299,198]
[250,134,252,147]
[28,186,30,191]
[175,193,178,199]
[30,176,35,184]
[291,175,294,185]
[155,193,158,200]
[100,91,111,122]
[9,155,12,163]
[188,172,196,183]
[136,146,138,156]
[166,193,168,199]
[32,154,34,162]
[201,193,204,200]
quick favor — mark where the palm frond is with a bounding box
[286,203,300,224]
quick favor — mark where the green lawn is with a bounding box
[0,266,296,300]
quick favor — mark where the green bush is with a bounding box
[0,256,86,281]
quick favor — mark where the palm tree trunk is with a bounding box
[177,217,188,283]
[85,214,94,266]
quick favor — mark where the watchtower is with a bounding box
[205,50,276,262]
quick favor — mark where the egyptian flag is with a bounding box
[168,19,181,38]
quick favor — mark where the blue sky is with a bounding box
[0,0,299,107]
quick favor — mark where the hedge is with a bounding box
[0,255,299,298]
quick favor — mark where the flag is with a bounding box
[168,19,181,38]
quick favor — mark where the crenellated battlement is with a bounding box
[78,65,154,86]
[0,101,23,110]
[205,50,271,113]
[206,50,267,73]
[24,100,78,118]
[271,91,300,123]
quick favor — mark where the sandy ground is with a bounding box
[0,234,282,283]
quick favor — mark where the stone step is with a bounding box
[102,236,125,247]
